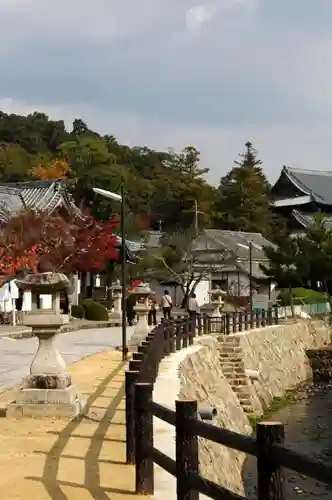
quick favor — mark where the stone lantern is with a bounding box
[200,286,225,333]
[130,283,154,338]
[7,272,86,419]
[109,280,122,325]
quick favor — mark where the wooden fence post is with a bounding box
[135,382,154,495]
[125,370,139,464]
[138,344,147,354]
[256,421,286,500]
[129,359,142,372]
[176,320,182,350]
[238,312,243,332]
[232,312,237,333]
[203,314,209,335]
[225,313,231,335]
[250,310,254,329]
[163,321,170,355]
[183,319,189,348]
[133,352,144,361]
[261,309,266,327]
[175,400,199,500]
[244,312,248,330]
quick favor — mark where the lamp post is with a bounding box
[93,186,127,360]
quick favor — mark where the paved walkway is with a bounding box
[0,349,147,500]
[0,325,134,391]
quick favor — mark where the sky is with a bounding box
[1,0,332,184]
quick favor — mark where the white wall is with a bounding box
[149,278,210,307]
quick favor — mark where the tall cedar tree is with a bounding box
[216,141,273,236]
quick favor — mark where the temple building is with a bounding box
[272,166,332,233]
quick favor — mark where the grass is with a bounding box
[248,389,297,430]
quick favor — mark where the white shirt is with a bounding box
[161,295,172,308]
[188,297,199,313]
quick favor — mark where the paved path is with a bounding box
[0,326,134,391]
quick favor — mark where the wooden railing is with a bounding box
[208,307,279,335]
[124,309,296,498]
[133,383,332,499]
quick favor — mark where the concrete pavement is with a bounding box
[0,325,134,392]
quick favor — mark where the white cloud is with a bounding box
[185,5,216,35]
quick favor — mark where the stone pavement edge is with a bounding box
[0,349,150,500]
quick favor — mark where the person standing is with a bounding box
[161,290,172,319]
[148,298,157,326]
[187,292,200,331]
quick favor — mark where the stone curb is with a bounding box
[3,321,115,340]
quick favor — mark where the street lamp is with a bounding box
[93,185,127,360]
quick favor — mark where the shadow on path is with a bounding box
[26,359,138,499]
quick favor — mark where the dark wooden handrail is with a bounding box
[125,308,283,495]
[133,382,332,499]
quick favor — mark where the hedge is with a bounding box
[278,287,329,306]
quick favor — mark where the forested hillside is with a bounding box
[0,111,275,236]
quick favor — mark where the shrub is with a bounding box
[278,287,328,306]
[82,299,109,321]
[71,304,85,319]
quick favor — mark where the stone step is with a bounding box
[232,385,248,393]
[223,370,246,377]
[220,346,242,353]
[220,364,245,371]
[238,395,251,405]
[228,378,247,385]
[241,404,254,414]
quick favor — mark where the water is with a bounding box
[243,383,332,498]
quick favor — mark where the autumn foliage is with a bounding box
[0,210,119,277]
[29,159,71,180]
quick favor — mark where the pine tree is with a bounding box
[215,141,274,236]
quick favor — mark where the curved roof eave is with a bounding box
[282,166,311,196]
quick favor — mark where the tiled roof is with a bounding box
[283,166,332,205]
[193,229,274,260]
[0,179,80,222]
[292,210,332,229]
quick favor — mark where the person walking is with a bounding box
[161,290,172,319]
[187,292,200,331]
[126,294,136,326]
[148,298,157,326]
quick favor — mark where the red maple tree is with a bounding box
[0,210,119,277]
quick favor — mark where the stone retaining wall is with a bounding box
[152,319,330,498]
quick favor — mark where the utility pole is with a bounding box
[120,184,127,361]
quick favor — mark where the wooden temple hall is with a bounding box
[0,179,142,302]
[272,166,332,233]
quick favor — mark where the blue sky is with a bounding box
[1,0,332,184]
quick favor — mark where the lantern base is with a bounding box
[7,384,87,419]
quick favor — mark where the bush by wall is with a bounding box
[71,304,85,319]
[278,287,328,306]
[82,299,109,321]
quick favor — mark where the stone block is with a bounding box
[14,384,79,405]
[7,397,87,419]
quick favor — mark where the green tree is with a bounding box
[215,141,273,236]
[296,214,332,300]
[261,230,304,314]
